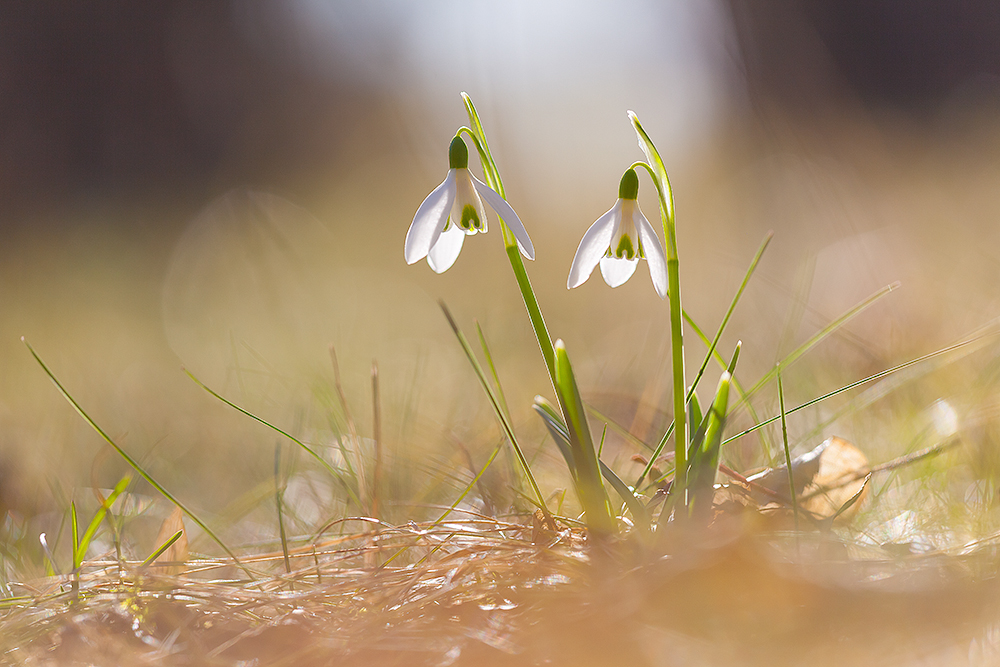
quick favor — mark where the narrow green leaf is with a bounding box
[476,321,511,419]
[141,530,184,568]
[533,396,575,475]
[535,398,648,534]
[70,502,80,572]
[777,372,799,533]
[722,328,998,447]
[185,369,363,509]
[440,302,549,515]
[274,443,291,575]
[637,237,769,486]
[687,343,739,519]
[75,475,130,567]
[598,460,650,536]
[740,282,899,405]
[553,340,616,538]
[23,339,254,580]
[688,389,703,445]
[687,371,731,519]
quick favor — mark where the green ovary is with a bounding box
[615,234,635,259]
[460,204,480,230]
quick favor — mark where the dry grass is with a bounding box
[3,514,1000,667]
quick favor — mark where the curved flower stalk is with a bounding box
[567,168,667,298]
[628,110,688,502]
[405,136,533,273]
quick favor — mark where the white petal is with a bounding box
[426,223,466,273]
[635,208,667,299]
[567,202,620,289]
[404,171,456,264]
[600,255,638,287]
[472,175,534,260]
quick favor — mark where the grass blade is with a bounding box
[777,372,799,533]
[74,475,130,567]
[141,530,184,568]
[687,232,771,407]
[723,327,998,447]
[739,282,899,406]
[636,235,770,487]
[329,345,366,512]
[533,396,575,473]
[274,443,291,575]
[371,360,382,521]
[70,502,80,572]
[23,338,253,579]
[598,460,650,536]
[476,321,511,420]
[439,301,549,515]
[185,369,364,509]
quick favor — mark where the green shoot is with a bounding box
[534,397,649,535]
[686,343,738,519]
[552,340,616,539]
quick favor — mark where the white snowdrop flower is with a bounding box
[567,168,667,298]
[405,136,533,273]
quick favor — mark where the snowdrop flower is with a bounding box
[405,136,533,273]
[567,168,667,298]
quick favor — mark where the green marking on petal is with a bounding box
[618,168,639,200]
[615,234,635,259]
[449,136,469,169]
[460,204,479,230]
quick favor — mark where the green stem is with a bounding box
[461,95,557,383]
[628,112,687,503]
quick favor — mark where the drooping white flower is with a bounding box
[405,136,534,273]
[567,168,667,298]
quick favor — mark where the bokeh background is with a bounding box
[3,1,1000,551]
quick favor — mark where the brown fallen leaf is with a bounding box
[799,436,869,519]
[742,436,870,522]
[152,506,189,576]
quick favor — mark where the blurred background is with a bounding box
[3,1,1000,551]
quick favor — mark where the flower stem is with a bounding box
[460,95,557,382]
[629,113,687,504]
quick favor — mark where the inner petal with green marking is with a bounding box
[460,204,481,231]
[615,234,635,259]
